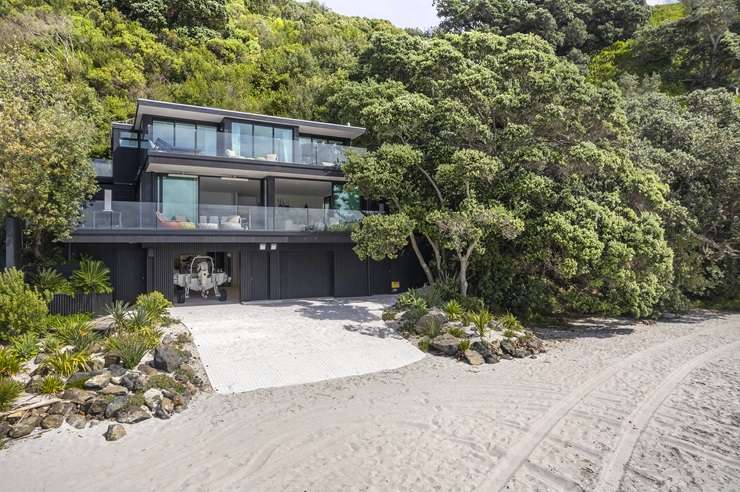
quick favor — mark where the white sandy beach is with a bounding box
[2,311,739,491]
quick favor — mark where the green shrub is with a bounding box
[0,268,48,343]
[10,332,40,361]
[40,335,63,353]
[425,318,442,338]
[469,308,493,338]
[54,316,98,351]
[459,296,485,313]
[443,300,463,321]
[397,289,423,309]
[498,312,524,332]
[0,347,22,377]
[36,375,65,395]
[458,339,471,352]
[402,303,429,331]
[122,306,154,332]
[34,268,73,303]
[70,258,113,294]
[0,378,23,411]
[135,291,172,325]
[418,336,431,352]
[447,326,466,338]
[42,350,91,377]
[106,300,130,330]
[146,373,187,395]
[106,333,151,369]
[503,329,519,339]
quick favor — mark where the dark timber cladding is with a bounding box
[140,242,424,302]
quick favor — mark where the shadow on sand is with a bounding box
[243,296,396,324]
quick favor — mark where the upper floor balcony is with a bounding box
[136,125,366,169]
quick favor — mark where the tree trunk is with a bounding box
[459,256,468,297]
[32,232,42,259]
[408,233,435,286]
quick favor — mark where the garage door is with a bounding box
[279,250,333,299]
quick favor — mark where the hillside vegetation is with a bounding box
[0,0,737,317]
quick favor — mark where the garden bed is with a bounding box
[383,287,546,365]
[0,292,210,447]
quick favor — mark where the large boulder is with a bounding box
[104,424,127,441]
[48,401,76,416]
[101,384,128,396]
[471,340,499,364]
[120,371,147,392]
[463,349,485,366]
[9,416,41,438]
[155,397,175,420]
[116,407,151,425]
[413,308,448,336]
[41,414,64,429]
[84,372,112,390]
[153,346,185,372]
[105,396,130,419]
[66,371,100,388]
[85,397,110,417]
[143,388,163,411]
[65,413,87,429]
[0,421,11,437]
[430,333,460,356]
[62,388,96,405]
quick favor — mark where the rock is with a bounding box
[9,416,41,438]
[430,333,460,356]
[105,396,130,419]
[34,353,49,365]
[48,401,75,416]
[500,338,517,357]
[104,423,127,441]
[170,392,190,412]
[463,349,485,366]
[101,384,128,396]
[41,414,64,429]
[153,346,185,372]
[62,388,96,405]
[84,372,112,390]
[120,371,147,392]
[471,340,499,364]
[143,388,163,411]
[115,407,151,424]
[88,355,105,371]
[66,371,100,387]
[413,308,448,335]
[104,354,122,367]
[0,421,10,437]
[66,413,87,429]
[108,364,127,377]
[85,397,110,417]
[155,397,174,419]
[138,364,158,376]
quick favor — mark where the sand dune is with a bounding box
[2,311,739,491]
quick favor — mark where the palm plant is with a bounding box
[106,300,130,331]
[34,267,73,303]
[469,308,493,338]
[54,317,98,351]
[443,299,463,321]
[106,333,151,369]
[70,258,112,294]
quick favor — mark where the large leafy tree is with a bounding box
[433,0,650,57]
[332,31,674,316]
[0,51,98,259]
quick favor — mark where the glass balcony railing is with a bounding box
[76,201,372,233]
[141,130,365,168]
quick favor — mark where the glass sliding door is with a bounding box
[229,122,295,162]
[152,120,175,149]
[253,124,274,160]
[231,122,253,158]
[274,128,293,162]
[197,125,217,156]
[158,176,198,223]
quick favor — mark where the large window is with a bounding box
[275,179,332,209]
[299,136,348,166]
[157,176,198,223]
[230,122,294,162]
[151,120,217,156]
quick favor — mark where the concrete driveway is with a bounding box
[171,296,425,393]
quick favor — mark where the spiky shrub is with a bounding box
[447,326,466,338]
[443,300,463,321]
[418,336,431,352]
[0,378,23,411]
[10,332,40,361]
[397,289,423,309]
[106,333,150,369]
[122,306,154,332]
[36,375,65,395]
[70,258,113,294]
[106,300,130,331]
[469,308,493,338]
[135,291,172,325]
[0,347,22,377]
[42,350,91,377]
[54,316,98,351]
[40,335,63,353]
[498,312,524,332]
[425,318,442,338]
[0,268,48,343]
[34,267,73,303]
[458,339,471,352]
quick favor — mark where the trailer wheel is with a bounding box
[219,289,228,302]
[176,289,186,304]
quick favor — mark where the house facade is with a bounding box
[68,99,423,303]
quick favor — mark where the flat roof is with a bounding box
[133,99,366,140]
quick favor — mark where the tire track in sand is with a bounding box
[595,340,740,492]
[476,328,724,491]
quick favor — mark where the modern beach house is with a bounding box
[64,99,422,304]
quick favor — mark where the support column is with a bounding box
[4,217,21,269]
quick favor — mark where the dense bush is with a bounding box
[0,268,48,343]
[135,291,173,325]
[9,333,40,361]
[0,378,23,411]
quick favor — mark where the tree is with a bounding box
[0,52,98,259]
